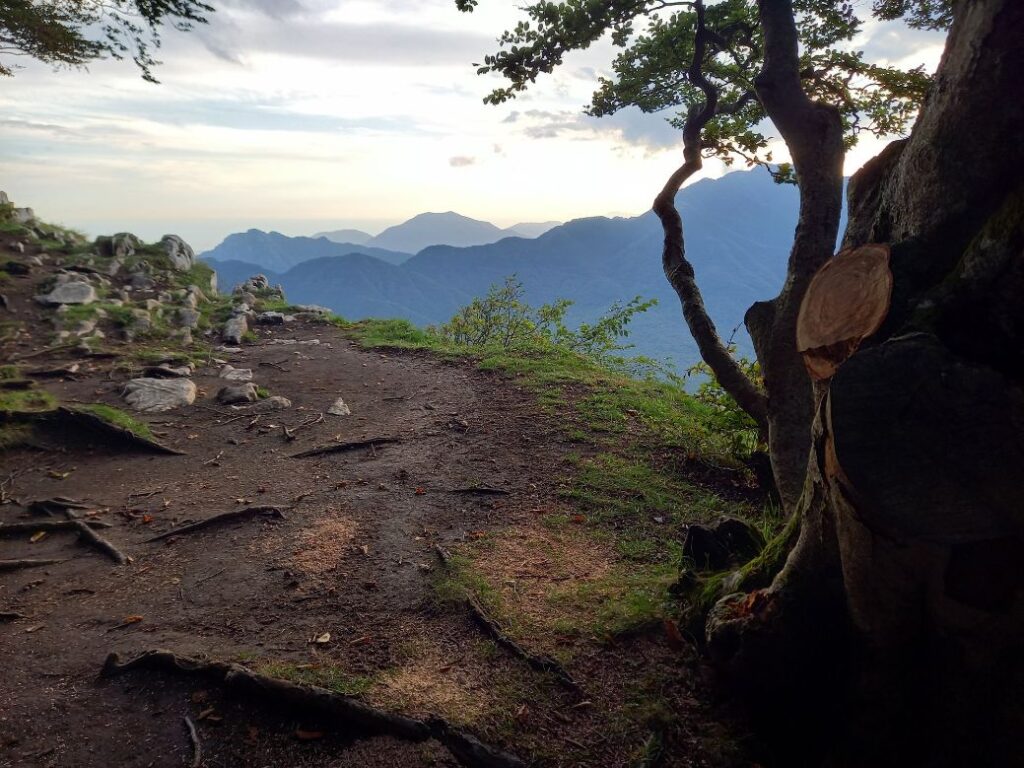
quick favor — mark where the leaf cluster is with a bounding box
[0,0,212,81]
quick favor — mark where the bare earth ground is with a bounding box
[0,238,752,767]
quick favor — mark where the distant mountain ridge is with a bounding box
[311,213,562,255]
[203,229,411,272]
[203,170,802,373]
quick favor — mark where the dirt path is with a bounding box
[1,310,588,765]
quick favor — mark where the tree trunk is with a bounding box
[746,0,846,510]
[708,1,1024,764]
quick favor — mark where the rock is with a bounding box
[144,299,163,313]
[13,207,35,224]
[183,291,199,309]
[293,304,333,315]
[0,293,9,311]
[176,328,194,346]
[12,242,24,254]
[219,365,253,382]
[0,191,8,205]
[97,233,140,260]
[256,311,286,325]
[35,281,97,306]
[104,259,123,277]
[327,398,352,416]
[208,271,218,294]
[217,382,258,405]
[236,291,257,308]
[249,395,292,412]
[223,315,248,345]
[160,235,195,271]
[269,338,320,346]
[3,260,30,276]
[130,273,156,291]
[29,256,44,267]
[177,308,201,329]
[127,308,152,335]
[681,516,766,572]
[123,378,196,412]
[73,319,97,337]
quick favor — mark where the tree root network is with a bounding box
[101,650,526,768]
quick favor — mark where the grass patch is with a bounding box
[0,365,19,380]
[73,403,154,440]
[252,660,374,696]
[0,422,33,451]
[0,389,57,414]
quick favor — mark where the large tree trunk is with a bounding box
[707,1,1024,764]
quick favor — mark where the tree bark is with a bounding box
[709,1,1024,763]
[743,0,846,511]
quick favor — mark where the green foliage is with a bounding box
[0,0,212,81]
[456,0,948,174]
[686,347,763,457]
[433,275,663,376]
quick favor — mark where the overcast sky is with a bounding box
[0,1,945,251]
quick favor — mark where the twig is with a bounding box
[0,559,65,572]
[144,506,286,543]
[259,360,291,372]
[291,437,399,459]
[183,717,202,768]
[203,451,224,466]
[101,650,526,768]
[72,520,130,564]
[127,487,165,500]
[195,568,227,585]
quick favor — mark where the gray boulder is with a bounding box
[177,307,201,329]
[219,365,253,382]
[35,281,97,306]
[0,191,9,205]
[223,315,248,345]
[160,235,195,271]
[217,382,258,405]
[13,207,35,225]
[124,378,197,412]
[327,397,352,416]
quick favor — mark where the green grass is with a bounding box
[0,365,19,380]
[0,423,33,451]
[0,389,57,413]
[73,403,154,440]
[252,660,375,696]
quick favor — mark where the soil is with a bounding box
[0,234,752,767]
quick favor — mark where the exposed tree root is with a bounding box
[72,519,130,564]
[0,519,112,535]
[435,545,581,695]
[144,506,286,543]
[448,487,510,496]
[290,437,399,459]
[27,496,90,517]
[101,650,526,768]
[0,558,65,572]
[183,716,201,768]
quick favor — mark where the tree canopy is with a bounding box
[0,0,212,81]
[457,0,946,180]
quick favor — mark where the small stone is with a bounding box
[178,308,200,329]
[217,383,258,405]
[327,398,352,416]
[123,378,196,412]
[219,365,253,382]
[250,396,292,412]
[130,273,156,291]
[256,312,286,325]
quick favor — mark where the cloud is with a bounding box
[200,17,493,67]
[512,107,681,151]
[449,155,476,167]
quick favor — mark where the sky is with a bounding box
[0,1,946,251]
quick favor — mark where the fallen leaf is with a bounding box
[309,632,331,644]
[295,730,324,741]
[142,514,154,524]
[414,487,426,495]
[570,514,586,524]
[349,635,372,646]
[25,624,45,633]
[47,470,71,480]
[29,531,47,543]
